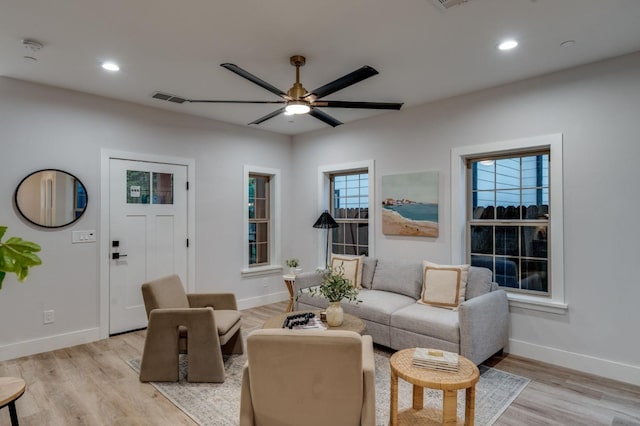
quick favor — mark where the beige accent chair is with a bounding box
[139,274,243,382]
[239,329,376,426]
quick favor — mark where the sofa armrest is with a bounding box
[292,271,322,293]
[360,335,376,426]
[188,293,238,310]
[459,289,509,365]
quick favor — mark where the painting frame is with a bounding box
[381,170,439,237]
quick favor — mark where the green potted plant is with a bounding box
[285,258,300,275]
[305,266,360,326]
[0,226,42,289]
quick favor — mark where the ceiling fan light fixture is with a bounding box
[497,39,518,51]
[285,100,310,115]
[101,61,120,71]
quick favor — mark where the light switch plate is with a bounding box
[72,230,96,243]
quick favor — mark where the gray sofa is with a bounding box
[294,258,509,365]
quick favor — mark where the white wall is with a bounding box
[291,52,640,385]
[0,77,292,360]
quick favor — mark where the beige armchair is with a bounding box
[239,329,376,426]
[139,274,243,383]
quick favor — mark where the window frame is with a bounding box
[242,165,281,276]
[248,173,271,267]
[318,160,375,268]
[451,134,567,313]
[466,150,550,295]
[330,170,370,256]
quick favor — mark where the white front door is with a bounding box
[109,159,188,334]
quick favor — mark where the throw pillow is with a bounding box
[330,254,365,289]
[419,261,470,309]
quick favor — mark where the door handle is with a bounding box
[112,253,128,260]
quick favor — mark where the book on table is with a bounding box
[412,348,459,372]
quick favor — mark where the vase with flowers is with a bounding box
[305,265,360,326]
[285,258,300,275]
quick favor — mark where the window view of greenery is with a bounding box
[248,175,270,266]
[126,170,174,205]
[127,170,151,204]
[469,153,549,294]
[331,172,368,256]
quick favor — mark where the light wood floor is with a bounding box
[1,301,639,425]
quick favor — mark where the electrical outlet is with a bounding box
[43,310,55,324]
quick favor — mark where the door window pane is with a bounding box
[127,170,150,204]
[152,173,173,204]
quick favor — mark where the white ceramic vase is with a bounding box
[326,301,344,326]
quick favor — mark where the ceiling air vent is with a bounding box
[431,0,469,10]
[152,91,186,104]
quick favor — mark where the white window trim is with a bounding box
[451,134,567,314]
[317,160,375,269]
[241,165,282,277]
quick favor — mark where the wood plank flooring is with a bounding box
[1,301,639,425]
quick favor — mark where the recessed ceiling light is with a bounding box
[102,61,120,72]
[497,40,518,51]
[560,40,576,48]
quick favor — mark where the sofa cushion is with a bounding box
[419,261,469,309]
[371,259,422,300]
[331,254,364,288]
[341,289,415,325]
[391,303,460,344]
[361,257,378,289]
[466,266,494,299]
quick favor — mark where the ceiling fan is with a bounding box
[152,55,403,127]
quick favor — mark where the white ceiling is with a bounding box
[1,0,640,136]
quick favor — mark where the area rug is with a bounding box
[128,337,528,426]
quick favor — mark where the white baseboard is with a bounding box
[0,327,102,362]
[508,338,640,386]
[238,291,288,310]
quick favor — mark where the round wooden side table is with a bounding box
[389,349,479,425]
[262,310,366,334]
[0,377,26,426]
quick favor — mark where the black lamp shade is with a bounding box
[313,210,338,229]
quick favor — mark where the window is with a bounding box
[331,172,369,256]
[248,174,270,266]
[243,165,281,275]
[468,152,549,294]
[318,160,374,266]
[451,134,566,313]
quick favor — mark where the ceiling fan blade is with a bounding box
[314,100,403,110]
[152,92,285,105]
[221,63,289,99]
[249,107,286,125]
[309,108,343,127]
[188,100,286,104]
[304,66,379,100]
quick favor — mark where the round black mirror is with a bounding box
[14,169,88,228]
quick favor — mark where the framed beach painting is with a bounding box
[381,171,439,237]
